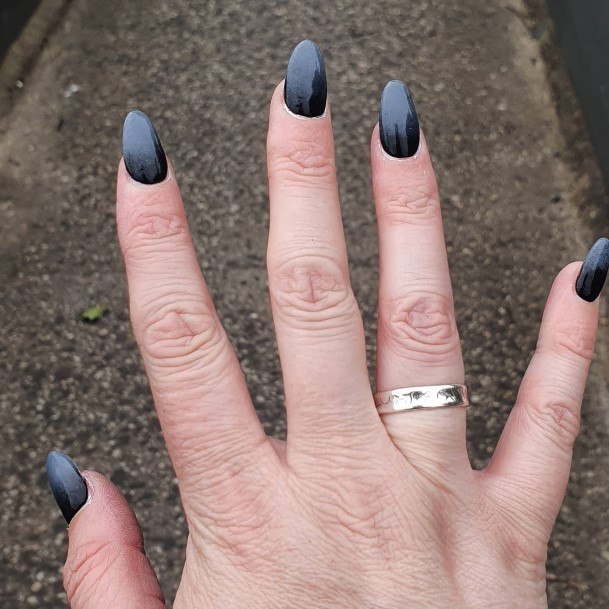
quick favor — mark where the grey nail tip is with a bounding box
[122,110,168,185]
[290,39,322,57]
[379,79,420,159]
[576,237,609,302]
[46,449,78,470]
[126,108,147,118]
[296,39,319,49]
[46,450,88,523]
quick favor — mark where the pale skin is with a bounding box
[59,82,599,609]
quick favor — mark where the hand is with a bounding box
[47,40,608,609]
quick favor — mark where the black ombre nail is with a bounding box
[379,80,420,158]
[576,237,609,302]
[46,451,88,523]
[122,110,168,185]
[284,40,327,118]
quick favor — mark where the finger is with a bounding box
[372,81,466,474]
[117,111,271,504]
[266,41,382,458]
[486,239,609,538]
[46,451,165,609]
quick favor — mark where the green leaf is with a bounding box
[81,304,107,322]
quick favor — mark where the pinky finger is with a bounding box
[46,451,165,609]
[485,238,609,537]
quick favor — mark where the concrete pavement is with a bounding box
[1,0,609,606]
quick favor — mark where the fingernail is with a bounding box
[576,237,609,302]
[46,450,88,523]
[379,80,420,158]
[284,40,327,118]
[122,110,168,185]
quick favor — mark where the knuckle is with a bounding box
[327,496,386,542]
[137,297,224,369]
[309,466,409,548]
[503,531,548,583]
[192,469,278,572]
[269,255,358,330]
[269,138,335,185]
[550,320,596,363]
[382,292,459,360]
[525,397,581,452]
[122,207,190,260]
[379,187,440,226]
[64,540,124,603]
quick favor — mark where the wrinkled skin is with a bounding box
[59,82,598,609]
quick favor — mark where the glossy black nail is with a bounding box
[379,80,420,158]
[46,450,88,523]
[576,237,609,302]
[122,110,168,185]
[284,40,327,118]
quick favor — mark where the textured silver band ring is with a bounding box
[374,384,470,414]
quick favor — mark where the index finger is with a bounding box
[117,111,272,509]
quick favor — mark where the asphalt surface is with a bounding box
[1,0,609,607]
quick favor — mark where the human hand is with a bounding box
[47,40,609,609]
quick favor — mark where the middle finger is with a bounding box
[266,41,384,462]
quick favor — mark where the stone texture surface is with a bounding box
[1,0,609,606]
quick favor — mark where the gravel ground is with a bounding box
[1,0,609,606]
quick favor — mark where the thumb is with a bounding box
[46,451,165,609]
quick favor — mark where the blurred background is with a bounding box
[1,0,609,607]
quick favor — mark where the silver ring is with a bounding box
[374,384,469,414]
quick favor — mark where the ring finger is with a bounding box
[372,81,467,474]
